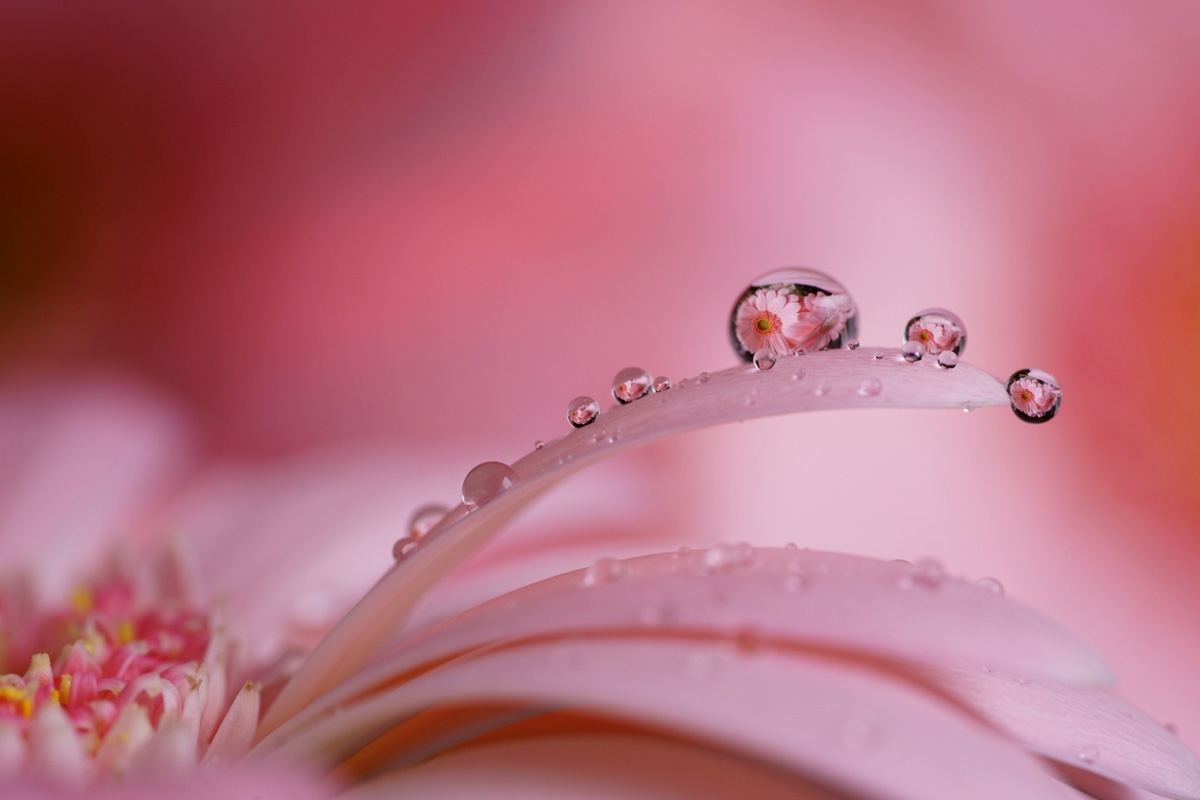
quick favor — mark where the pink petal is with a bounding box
[27,703,92,787]
[203,681,261,767]
[94,704,154,777]
[928,668,1200,800]
[261,350,1010,736]
[0,721,27,781]
[268,637,1077,800]
[6,765,336,800]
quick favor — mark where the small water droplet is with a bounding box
[1007,368,1062,423]
[729,268,859,361]
[961,404,973,414]
[581,556,627,587]
[612,367,653,404]
[534,440,545,450]
[857,378,882,397]
[698,372,710,383]
[653,376,672,392]
[814,380,832,396]
[904,308,967,356]
[912,559,945,589]
[872,351,884,360]
[936,351,958,369]
[1079,745,1099,764]
[846,339,860,350]
[782,574,806,593]
[567,396,600,428]
[461,461,518,510]
[407,503,448,540]
[392,535,419,562]
[784,542,798,550]
[900,341,924,362]
[975,577,1005,597]
[790,369,805,380]
[752,348,777,371]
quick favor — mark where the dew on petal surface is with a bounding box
[461,461,518,510]
[937,350,959,369]
[1007,369,1062,423]
[975,577,1005,597]
[581,557,627,587]
[904,308,967,356]
[729,268,859,361]
[653,376,671,392]
[406,503,448,540]
[1079,745,1100,764]
[392,535,419,562]
[846,339,860,350]
[611,367,653,404]
[752,349,777,371]
[566,396,600,428]
[900,341,924,362]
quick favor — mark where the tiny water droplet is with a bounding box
[407,503,448,540]
[653,376,672,392]
[698,372,710,383]
[534,440,545,450]
[900,341,924,362]
[814,380,832,396]
[857,378,882,397]
[784,542,798,550]
[752,348,777,371]
[975,577,1005,597]
[846,339,860,350]
[702,543,736,574]
[872,351,884,360]
[581,557,627,587]
[961,404,973,414]
[936,350,958,369]
[1007,368,1062,424]
[905,308,967,356]
[567,396,600,428]
[461,461,518,510]
[729,268,859,361]
[612,367,653,404]
[790,369,805,380]
[1079,745,1099,764]
[392,535,419,562]
[912,559,945,589]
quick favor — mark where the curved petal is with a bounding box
[261,350,1010,735]
[266,636,1077,800]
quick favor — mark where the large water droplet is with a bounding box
[698,372,710,383]
[752,348,777,371]
[567,396,600,428]
[392,535,419,562]
[846,339,860,350]
[461,461,518,510]
[653,376,672,392]
[1007,369,1062,423]
[612,367,653,404]
[905,308,967,356]
[729,268,859,361]
[900,341,924,362]
[407,503,448,540]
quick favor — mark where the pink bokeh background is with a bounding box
[3,0,1199,754]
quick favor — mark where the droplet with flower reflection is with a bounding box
[752,349,777,371]
[612,367,653,404]
[1007,369,1062,423]
[729,268,858,361]
[407,503,448,540]
[567,396,600,428]
[905,308,967,356]
[461,461,518,510]
[653,376,671,392]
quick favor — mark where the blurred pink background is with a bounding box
[3,0,1199,753]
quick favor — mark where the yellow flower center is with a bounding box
[756,316,774,333]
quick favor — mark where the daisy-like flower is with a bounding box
[733,287,803,357]
[786,292,855,353]
[1010,376,1061,419]
[907,317,962,355]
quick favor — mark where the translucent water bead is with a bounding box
[567,396,601,428]
[611,367,653,404]
[904,308,967,356]
[729,268,859,361]
[1007,369,1062,423]
[407,503,449,539]
[461,461,519,510]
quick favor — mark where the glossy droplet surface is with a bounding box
[461,461,518,510]
[1079,745,1099,764]
[1007,368,1062,424]
[534,440,545,450]
[611,367,653,404]
[407,503,448,540]
[937,350,958,369]
[752,349,777,371]
[698,372,710,383]
[581,557,627,587]
[567,396,600,428]
[729,268,859,361]
[905,308,967,356]
[653,376,671,392]
[900,341,923,362]
[392,535,418,562]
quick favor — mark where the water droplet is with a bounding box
[1007,368,1062,424]
[461,461,518,510]
[534,440,545,450]
[975,577,1005,597]
[675,545,692,557]
[873,351,884,360]
[936,350,958,369]
[698,372,710,383]
[904,308,967,356]
[392,535,419,562]
[782,574,806,593]
[790,369,805,380]
[961,404,973,414]
[407,503,448,540]
[729,268,859,361]
[814,380,832,396]
[581,557,627,587]
[846,339,860,350]
[653,376,672,392]
[567,395,600,428]
[1079,745,1099,764]
[900,341,924,362]
[912,559,945,589]
[752,348,777,371]
[702,543,736,574]
[784,542,798,550]
[857,378,882,397]
[611,367,653,404]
